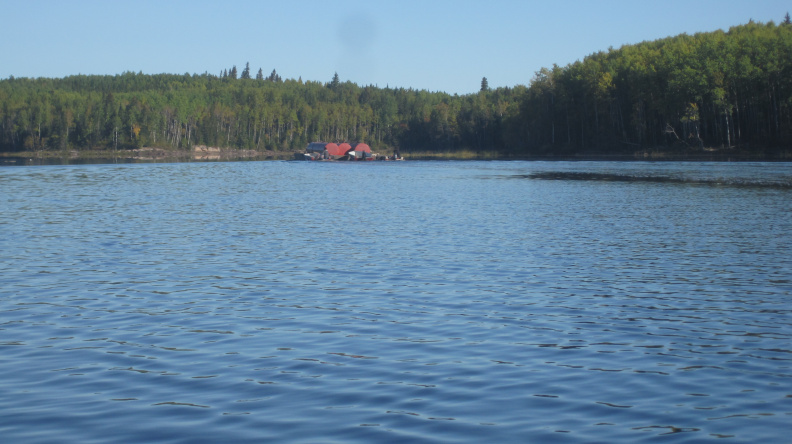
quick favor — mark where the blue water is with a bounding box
[1,160,791,443]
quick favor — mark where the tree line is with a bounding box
[519,19,792,155]
[1,20,790,156]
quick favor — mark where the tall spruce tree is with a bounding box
[241,62,251,79]
[268,69,281,82]
[329,72,340,90]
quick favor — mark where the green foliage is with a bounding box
[1,22,790,156]
[513,21,792,153]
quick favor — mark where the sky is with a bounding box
[1,0,789,95]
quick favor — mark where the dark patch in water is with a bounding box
[520,172,792,189]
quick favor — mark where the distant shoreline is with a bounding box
[0,147,299,163]
[2,146,791,164]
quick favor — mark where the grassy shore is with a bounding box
[399,150,503,160]
[402,147,792,161]
[0,147,299,163]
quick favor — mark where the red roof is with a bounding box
[338,143,352,154]
[352,143,371,153]
[325,143,345,156]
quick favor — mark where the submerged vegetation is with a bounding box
[1,20,791,159]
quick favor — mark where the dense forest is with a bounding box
[1,20,791,157]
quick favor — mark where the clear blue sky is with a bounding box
[1,0,789,95]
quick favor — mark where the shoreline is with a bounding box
[2,146,791,165]
[0,146,300,165]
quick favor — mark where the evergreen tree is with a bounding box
[229,65,238,79]
[241,62,251,79]
[784,12,791,25]
[329,72,340,90]
[480,77,489,92]
[256,68,264,81]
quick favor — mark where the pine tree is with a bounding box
[784,12,791,25]
[329,72,340,90]
[480,77,489,92]
[229,65,238,79]
[241,62,251,79]
[256,68,264,81]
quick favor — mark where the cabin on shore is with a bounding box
[301,141,374,160]
[347,143,372,159]
[306,142,345,158]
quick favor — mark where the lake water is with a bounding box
[1,160,790,443]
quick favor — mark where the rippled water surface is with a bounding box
[1,160,791,443]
